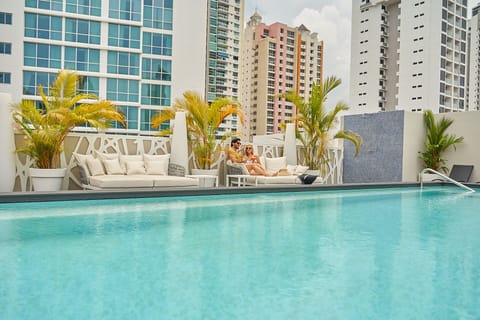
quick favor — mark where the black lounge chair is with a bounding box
[434,165,474,183]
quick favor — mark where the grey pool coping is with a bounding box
[2,181,476,204]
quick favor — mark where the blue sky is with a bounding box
[245,0,477,106]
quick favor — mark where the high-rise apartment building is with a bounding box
[0,0,209,135]
[350,0,468,114]
[240,12,323,138]
[467,3,480,110]
[206,0,244,136]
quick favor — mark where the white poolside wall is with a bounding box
[344,110,480,183]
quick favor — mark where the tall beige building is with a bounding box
[240,12,323,138]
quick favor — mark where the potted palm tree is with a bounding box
[283,76,361,174]
[419,109,463,177]
[12,70,125,191]
[151,90,244,176]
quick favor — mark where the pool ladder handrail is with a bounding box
[419,168,475,192]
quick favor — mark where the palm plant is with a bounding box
[283,76,361,170]
[151,91,244,169]
[12,70,125,169]
[419,110,463,173]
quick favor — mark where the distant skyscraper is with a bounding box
[467,3,480,111]
[0,0,208,135]
[349,0,468,114]
[241,12,323,138]
[206,0,244,137]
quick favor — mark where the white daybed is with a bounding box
[73,151,199,189]
[225,156,323,186]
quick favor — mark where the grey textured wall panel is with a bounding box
[343,111,404,183]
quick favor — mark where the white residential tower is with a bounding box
[350,0,469,114]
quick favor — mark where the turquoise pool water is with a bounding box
[1,187,480,319]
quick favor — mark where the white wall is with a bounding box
[403,110,480,183]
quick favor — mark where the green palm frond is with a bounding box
[150,91,244,169]
[12,70,124,169]
[283,76,361,170]
[420,110,463,173]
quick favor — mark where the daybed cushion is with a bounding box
[255,175,300,184]
[88,175,199,188]
[89,175,154,188]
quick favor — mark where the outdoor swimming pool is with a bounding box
[1,186,479,319]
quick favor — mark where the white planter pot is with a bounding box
[30,168,67,192]
[304,169,321,176]
[190,168,218,187]
[421,173,440,182]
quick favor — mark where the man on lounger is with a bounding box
[227,138,276,176]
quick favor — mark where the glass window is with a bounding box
[25,0,63,11]
[24,42,61,68]
[65,18,101,44]
[66,0,101,16]
[64,47,100,72]
[0,72,11,84]
[23,71,56,95]
[141,58,171,81]
[108,24,141,49]
[106,78,139,102]
[0,12,12,25]
[107,51,140,75]
[24,13,62,40]
[142,32,172,56]
[141,83,170,106]
[78,75,99,95]
[143,0,173,30]
[0,42,11,54]
[115,105,138,129]
[140,108,160,131]
[109,0,141,21]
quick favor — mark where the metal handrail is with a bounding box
[419,168,475,192]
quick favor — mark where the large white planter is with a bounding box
[421,173,440,182]
[190,168,218,187]
[30,168,67,192]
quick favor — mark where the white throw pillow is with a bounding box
[102,159,125,175]
[295,165,309,175]
[145,160,167,175]
[73,152,95,176]
[119,154,143,172]
[286,164,297,175]
[94,150,119,161]
[265,157,287,174]
[143,154,170,174]
[125,160,146,175]
[86,157,105,176]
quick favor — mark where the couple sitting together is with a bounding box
[227,137,278,176]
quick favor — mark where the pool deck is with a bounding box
[0,182,459,203]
